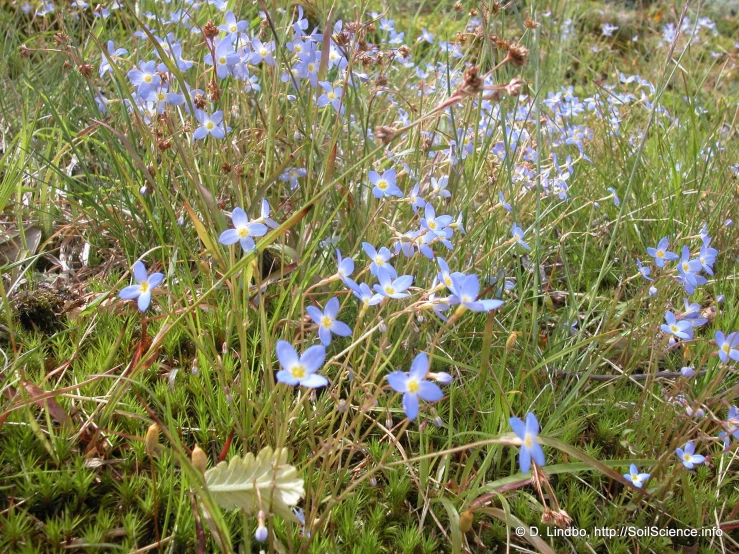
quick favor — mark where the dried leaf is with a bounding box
[22,380,73,429]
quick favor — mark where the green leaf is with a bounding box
[204,446,305,521]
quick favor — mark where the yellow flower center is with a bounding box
[229,25,237,32]
[219,56,226,65]
[683,454,691,461]
[524,433,533,449]
[722,343,730,353]
[327,92,335,100]
[144,74,153,83]
[377,179,388,190]
[237,227,249,238]
[321,316,332,329]
[385,286,395,295]
[670,324,679,334]
[291,364,306,379]
[206,121,215,130]
[259,48,267,57]
[656,250,664,258]
[407,379,419,394]
[428,220,437,230]
[444,276,452,286]
[139,282,150,292]
[631,475,640,483]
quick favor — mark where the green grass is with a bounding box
[1,0,738,552]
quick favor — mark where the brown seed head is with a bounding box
[202,20,220,40]
[77,64,94,77]
[507,43,529,67]
[374,126,397,145]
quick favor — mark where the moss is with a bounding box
[11,285,66,335]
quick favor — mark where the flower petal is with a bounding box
[416,381,443,402]
[133,261,148,283]
[402,392,419,421]
[119,285,141,300]
[300,345,326,373]
[386,371,408,393]
[300,373,328,388]
[276,340,299,370]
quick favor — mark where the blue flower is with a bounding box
[119,261,164,312]
[676,441,705,469]
[386,352,443,421]
[646,237,678,268]
[193,110,226,140]
[660,310,693,340]
[275,340,328,388]
[511,223,531,250]
[218,207,269,252]
[636,258,652,281]
[335,249,354,285]
[373,268,413,299]
[715,331,739,363]
[306,297,353,346]
[362,242,397,277]
[370,168,402,199]
[623,464,650,488]
[498,191,512,212]
[509,412,546,473]
[349,281,384,306]
[451,274,504,312]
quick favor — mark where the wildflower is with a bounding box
[219,10,249,36]
[451,274,504,312]
[680,366,695,378]
[677,246,702,288]
[279,167,307,189]
[362,242,396,277]
[429,176,451,199]
[370,168,402,199]
[218,207,268,252]
[509,412,546,473]
[715,331,739,363]
[335,249,354,285]
[649,286,658,296]
[676,306,702,335]
[100,40,128,77]
[698,239,717,275]
[498,191,512,212]
[205,37,239,79]
[127,60,159,96]
[601,23,619,37]
[254,199,279,229]
[660,310,693,340]
[636,259,652,281]
[420,204,453,238]
[249,38,276,65]
[675,441,705,469]
[119,261,164,312]
[511,223,531,250]
[647,237,678,268]
[349,281,384,307]
[406,183,427,212]
[623,464,650,488]
[607,187,620,206]
[316,81,344,114]
[719,406,739,447]
[386,352,443,421]
[417,28,434,44]
[275,340,328,388]
[193,110,226,140]
[373,268,413,299]
[306,297,353,346]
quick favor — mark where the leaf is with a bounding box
[204,446,304,521]
[21,380,73,430]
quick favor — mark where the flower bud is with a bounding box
[432,372,453,385]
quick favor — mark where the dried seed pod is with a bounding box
[192,444,207,475]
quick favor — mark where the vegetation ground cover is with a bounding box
[1,0,738,552]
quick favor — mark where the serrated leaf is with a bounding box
[204,446,304,521]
